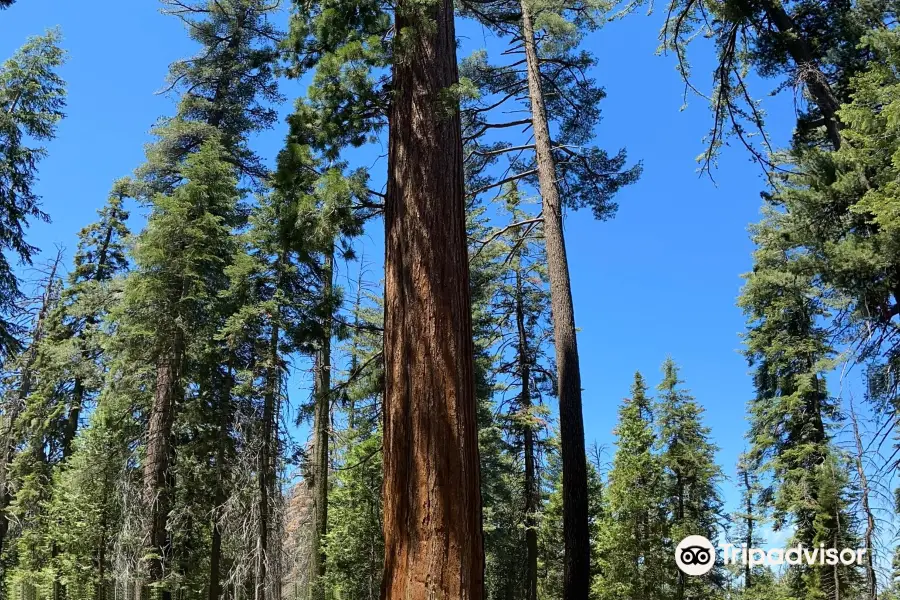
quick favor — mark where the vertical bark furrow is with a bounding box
[381,0,485,595]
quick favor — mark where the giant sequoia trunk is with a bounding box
[520,3,591,599]
[515,267,538,600]
[380,0,485,593]
[309,251,333,600]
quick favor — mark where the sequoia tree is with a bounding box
[380,0,485,592]
[286,0,486,593]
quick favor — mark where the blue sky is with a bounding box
[1,0,848,526]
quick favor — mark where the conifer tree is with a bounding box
[269,89,372,596]
[137,0,282,194]
[656,359,725,600]
[537,434,605,600]
[0,29,65,359]
[0,253,61,583]
[112,1,282,592]
[318,281,384,600]
[2,187,130,593]
[733,453,766,591]
[739,212,863,600]
[466,187,555,600]
[456,4,640,593]
[382,8,485,592]
[42,384,143,596]
[292,0,490,588]
[647,0,895,166]
[500,190,554,600]
[849,402,877,600]
[753,27,900,423]
[113,140,242,592]
[538,439,566,600]
[599,372,666,600]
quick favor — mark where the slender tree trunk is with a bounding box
[520,3,590,599]
[381,0,485,593]
[258,316,281,600]
[144,336,181,598]
[61,379,84,460]
[742,468,753,589]
[850,401,877,600]
[310,251,333,600]
[96,537,106,600]
[95,463,113,600]
[208,465,223,600]
[209,364,233,600]
[515,266,538,600]
[833,509,842,600]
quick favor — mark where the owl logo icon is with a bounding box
[675,535,716,576]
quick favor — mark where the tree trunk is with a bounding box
[675,466,684,600]
[833,510,842,600]
[515,266,538,600]
[61,216,116,460]
[850,401,877,600]
[208,465,223,600]
[381,0,485,593]
[258,318,281,600]
[143,334,182,595]
[61,379,84,460]
[209,364,233,600]
[742,467,753,589]
[757,0,843,149]
[520,3,590,599]
[309,251,333,600]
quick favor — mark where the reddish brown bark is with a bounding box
[520,4,591,599]
[380,0,485,594]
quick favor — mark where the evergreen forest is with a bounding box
[2,0,900,599]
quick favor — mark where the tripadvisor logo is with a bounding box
[675,535,716,576]
[675,535,868,576]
